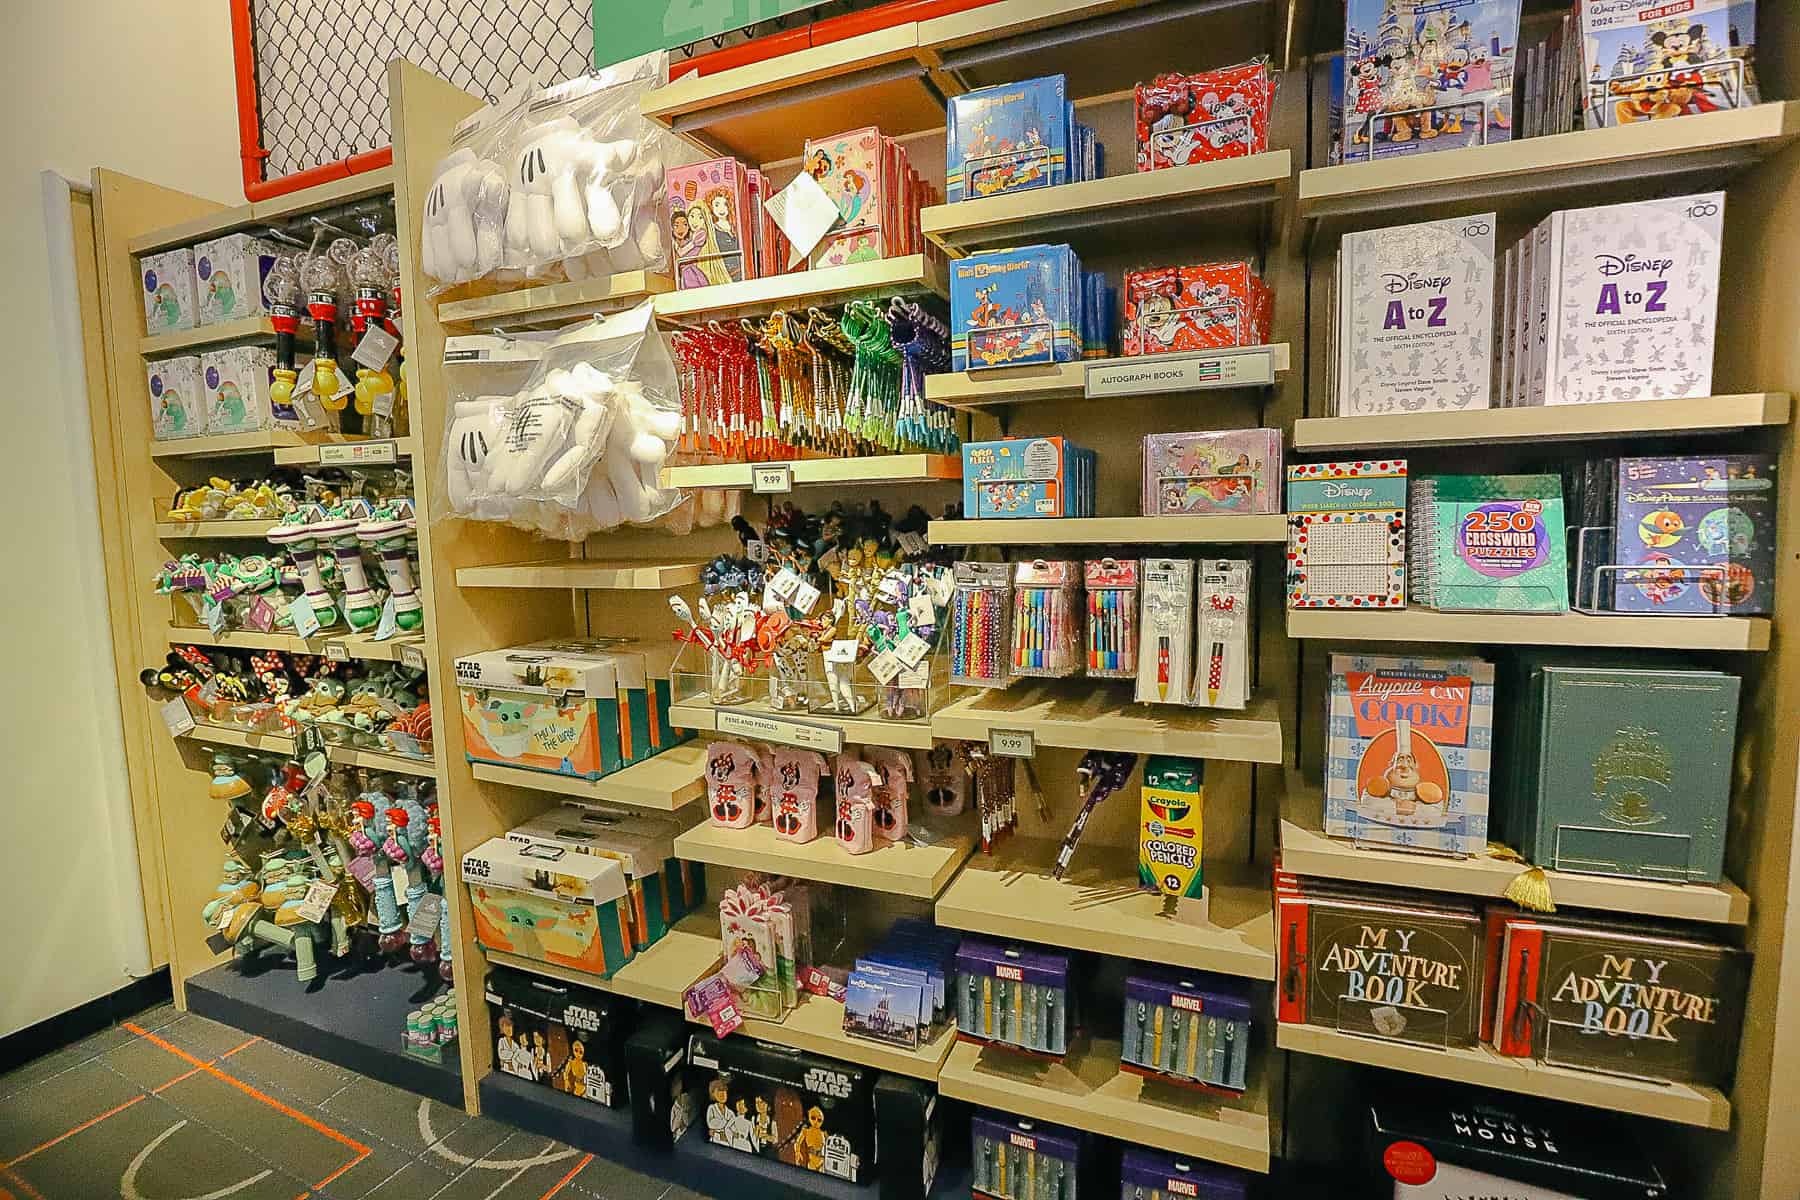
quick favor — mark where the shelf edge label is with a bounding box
[319,440,398,466]
[989,728,1034,759]
[1085,350,1273,398]
[751,464,793,494]
[717,708,843,753]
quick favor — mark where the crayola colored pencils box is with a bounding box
[1139,755,1205,899]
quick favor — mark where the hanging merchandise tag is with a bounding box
[352,325,399,371]
[160,697,196,738]
[297,724,329,779]
[769,567,802,602]
[295,880,338,924]
[745,539,768,564]
[866,650,902,685]
[791,580,822,616]
[371,388,396,420]
[325,641,350,663]
[928,571,956,607]
[399,643,427,672]
[896,530,929,556]
[288,594,321,639]
[764,171,844,268]
[245,595,276,633]
[893,632,930,669]
[407,892,446,940]
[825,639,859,664]
[907,593,937,629]
[391,863,411,895]
[374,596,398,642]
[216,904,236,932]
[202,597,228,637]
[897,664,930,689]
[347,855,377,890]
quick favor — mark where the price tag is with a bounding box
[399,644,427,672]
[907,593,937,628]
[865,650,902,686]
[716,708,843,754]
[297,724,329,778]
[325,642,350,663]
[825,639,859,664]
[927,571,955,607]
[294,880,338,924]
[892,633,930,669]
[791,580,822,615]
[989,728,1035,758]
[897,665,930,689]
[877,573,903,602]
[768,567,801,602]
[352,325,399,370]
[391,863,411,894]
[288,594,321,639]
[751,464,792,494]
[896,530,929,556]
[407,892,446,940]
[245,595,276,633]
[319,441,399,466]
[347,855,377,890]
[374,596,398,642]
[216,905,236,932]
[202,598,228,638]
[745,539,768,564]
[372,388,396,420]
[160,697,196,738]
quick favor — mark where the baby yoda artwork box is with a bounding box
[141,247,198,333]
[485,964,634,1109]
[1325,652,1496,854]
[199,346,275,435]
[506,804,704,951]
[461,835,634,978]
[456,638,675,779]
[147,355,204,441]
[194,233,281,325]
[1276,880,1484,1048]
[687,1030,875,1183]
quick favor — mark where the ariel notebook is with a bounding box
[1408,474,1568,612]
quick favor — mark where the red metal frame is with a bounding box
[228,0,1001,202]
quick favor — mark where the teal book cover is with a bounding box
[1525,666,1740,883]
[1414,474,1569,612]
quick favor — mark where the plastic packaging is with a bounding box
[949,562,1012,688]
[420,90,521,294]
[1011,560,1082,679]
[1084,558,1139,680]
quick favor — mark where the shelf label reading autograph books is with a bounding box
[1086,348,1273,398]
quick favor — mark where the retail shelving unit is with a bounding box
[87,162,458,1099]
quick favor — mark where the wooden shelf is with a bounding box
[929,513,1288,546]
[931,681,1284,763]
[128,165,395,254]
[673,819,975,899]
[1276,1025,1730,1130]
[149,430,366,460]
[140,315,284,356]
[652,255,947,324]
[1285,608,1772,653]
[485,911,722,1011]
[1300,101,1800,237]
[936,839,1276,980]
[938,1038,1271,1173]
[1292,394,1792,452]
[1279,792,1749,926]
[155,519,277,540]
[180,725,434,776]
[926,344,1291,409]
[329,746,435,777]
[669,697,937,750]
[470,742,705,812]
[661,454,961,489]
[922,153,1291,257]
[272,436,417,466]
[167,625,428,664]
[691,993,958,1081]
[180,724,297,755]
[438,271,674,328]
[455,558,705,590]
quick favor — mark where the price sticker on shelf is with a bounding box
[352,325,399,371]
[825,639,859,665]
[160,697,196,739]
[324,641,350,663]
[989,728,1035,759]
[407,892,446,941]
[751,464,792,494]
[399,644,427,672]
[288,593,321,639]
[319,441,399,466]
[294,880,338,924]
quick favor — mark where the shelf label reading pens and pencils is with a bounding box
[990,728,1035,759]
[716,708,844,754]
[1085,349,1274,398]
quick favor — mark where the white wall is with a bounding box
[0,3,242,1036]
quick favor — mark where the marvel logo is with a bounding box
[1171,995,1204,1013]
[1008,1133,1037,1150]
[995,965,1023,982]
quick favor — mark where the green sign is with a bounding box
[596,0,821,66]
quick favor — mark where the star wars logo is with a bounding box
[562,1003,602,1033]
[803,1067,854,1099]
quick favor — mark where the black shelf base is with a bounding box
[184,954,462,1108]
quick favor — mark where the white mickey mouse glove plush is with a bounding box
[445,396,509,520]
[509,117,579,264]
[469,157,509,276]
[540,364,617,496]
[594,377,682,527]
[421,147,475,283]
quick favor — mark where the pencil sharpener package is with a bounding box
[1011,559,1083,679]
[1083,559,1139,680]
[951,561,1016,688]
[1119,966,1252,1094]
[955,935,1073,1058]
[973,1109,1085,1200]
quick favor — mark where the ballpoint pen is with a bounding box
[983,976,994,1037]
[1167,1009,1184,1074]
[1185,1008,1200,1079]
[1152,1005,1165,1065]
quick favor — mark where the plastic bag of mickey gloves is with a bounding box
[418,89,525,295]
[502,52,671,284]
[461,300,684,539]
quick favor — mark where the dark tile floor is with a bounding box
[0,1005,705,1200]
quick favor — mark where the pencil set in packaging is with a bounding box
[1136,559,1195,704]
[955,936,1073,1057]
[1012,560,1083,678]
[950,562,1015,688]
[1197,560,1250,710]
[1119,966,1252,1093]
[1083,559,1138,680]
[973,1110,1086,1200]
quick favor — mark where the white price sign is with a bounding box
[324,641,350,663]
[1084,348,1273,398]
[319,440,399,466]
[716,708,844,754]
[988,728,1035,759]
[751,464,793,494]
[399,645,427,671]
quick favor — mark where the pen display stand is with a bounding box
[672,654,950,724]
[1573,527,1739,617]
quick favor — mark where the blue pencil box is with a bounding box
[962,436,1097,519]
[947,75,1070,203]
[951,245,1082,371]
